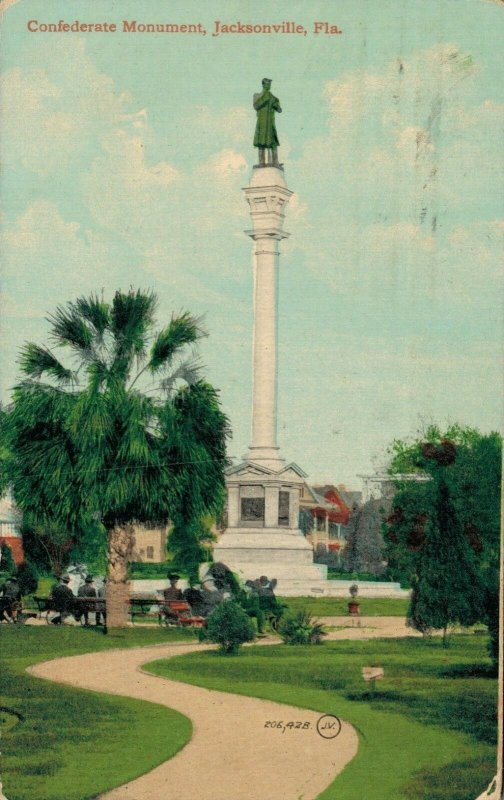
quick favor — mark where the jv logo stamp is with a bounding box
[316,714,342,739]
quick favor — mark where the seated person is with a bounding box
[183,584,207,617]
[246,575,283,630]
[49,575,76,624]
[0,576,22,623]
[77,575,97,626]
[199,575,224,616]
[96,578,106,627]
[161,573,184,622]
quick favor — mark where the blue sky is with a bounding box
[1,0,502,486]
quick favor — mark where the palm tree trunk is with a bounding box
[106,524,136,628]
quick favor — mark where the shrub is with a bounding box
[205,600,255,654]
[279,609,327,645]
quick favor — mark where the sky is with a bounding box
[1,0,503,487]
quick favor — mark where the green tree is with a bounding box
[0,405,12,497]
[0,542,16,577]
[341,498,389,576]
[408,479,483,645]
[385,424,501,654]
[20,517,76,578]
[7,290,230,627]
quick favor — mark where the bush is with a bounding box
[279,609,327,645]
[205,600,255,654]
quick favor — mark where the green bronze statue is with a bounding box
[253,78,282,167]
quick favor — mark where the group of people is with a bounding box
[0,576,22,623]
[160,568,282,634]
[49,574,106,626]
[160,572,223,622]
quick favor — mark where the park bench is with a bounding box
[128,596,163,625]
[32,596,55,621]
[161,601,206,628]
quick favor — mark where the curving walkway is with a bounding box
[28,617,420,799]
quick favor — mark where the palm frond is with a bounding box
[48,304,94,355]
[159,359,203,394]
[110,289,157,379]
[74,295,110,337]
[111,289,156,344]
[18,343,75,385]
[149,313,206,373]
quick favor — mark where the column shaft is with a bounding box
[251,237,279,451]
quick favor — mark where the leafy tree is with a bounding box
[341,498,389,576]
[16,560,39,596]
[0,542,16,577]
[6,290,230,627]
[0,406,11,497]
[169,514,217,585]
[407,479,483,645]
[20,517,75,578]
[385,424,501,654]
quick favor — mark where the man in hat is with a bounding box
[77,575,97,626]
[0,576,22,623]
[49,574,76,625]
[253,78,282,167]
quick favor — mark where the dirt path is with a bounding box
[320,615,424,638]
[28,617,418,799]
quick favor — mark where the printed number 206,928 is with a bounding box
[264,721,311,730]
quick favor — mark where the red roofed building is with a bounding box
[299,484,360,557]
[0,494,24,566]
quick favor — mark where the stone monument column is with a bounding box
[213,82,327,593]
[244,167,292,469]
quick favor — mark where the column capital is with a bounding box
[244,229,290,242]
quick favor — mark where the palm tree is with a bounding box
[7,289,230,626]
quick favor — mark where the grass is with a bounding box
[282,595,410,616]
[0,625,195,800]
[146,633,497,800]
[326,569,404,582]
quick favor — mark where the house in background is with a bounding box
[131,523,168,563]
[0,493,24,565]
[300,484,360,558]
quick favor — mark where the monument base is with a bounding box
[213,527,328,594]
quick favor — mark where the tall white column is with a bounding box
[243,166,292,469]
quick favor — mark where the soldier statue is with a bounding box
[253,78,282,167]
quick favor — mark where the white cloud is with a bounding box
[0,39,135,175]
[1,200,118,301]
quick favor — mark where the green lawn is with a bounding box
[0,625,195,800]
[146,633,497,800]
[282,595,410,616]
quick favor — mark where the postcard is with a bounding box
[0,1,502,799]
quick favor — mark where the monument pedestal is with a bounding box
[214,460,327,591]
